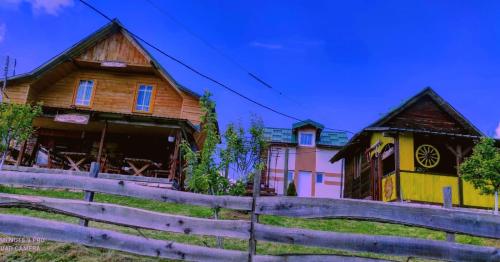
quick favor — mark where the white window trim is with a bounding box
[298,131,315,147]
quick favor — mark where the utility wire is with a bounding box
[78,0,354,134]
[144,0,300,104]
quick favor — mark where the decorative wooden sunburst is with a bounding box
[384,178,393,200]
[416,144,440,168]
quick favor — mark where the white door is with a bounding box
[298,171,312,197]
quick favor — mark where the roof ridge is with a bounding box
[6,20,201,98]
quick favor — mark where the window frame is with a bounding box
[133,83,157,114]
[72,79,97,108]
[298,131,315,147]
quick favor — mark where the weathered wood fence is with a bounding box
[0,165,499,261]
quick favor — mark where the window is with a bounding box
[316,172,324,183]
[135,84,155,112]
[287,171,294,183]
[299,132,314,146]
[74,80,94,106]
[354,154,363,179]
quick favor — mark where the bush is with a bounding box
[228,180,246,196]
[286,182,297,196]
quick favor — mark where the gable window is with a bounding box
[134,84,155,113]
[299,132,314,146]
[316,172,324,183]
[74,80,94,106]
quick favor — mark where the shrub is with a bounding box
[287,182,297,196]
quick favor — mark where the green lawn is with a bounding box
[0,186,498,262]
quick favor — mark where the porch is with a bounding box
[11,107,199,183]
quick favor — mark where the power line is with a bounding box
[78,0,354,134]
[144,0,300,104]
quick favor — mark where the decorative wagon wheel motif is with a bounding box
[416,144,440,168]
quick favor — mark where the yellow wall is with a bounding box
[463,181,495,208]
[399,133,414,171]
[372,132,494,209]
[400,171,460,205]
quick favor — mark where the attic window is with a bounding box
[299,132,314,146]
[74,80,95,107]
[134,84,156,113]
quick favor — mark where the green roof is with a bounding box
[263,127,348,147]
[292,119,325,130]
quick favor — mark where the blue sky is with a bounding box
[0,0,499,137]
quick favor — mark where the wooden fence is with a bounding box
[0,164,499,261]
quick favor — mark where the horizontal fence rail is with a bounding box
[2,165,171,184]
[254,223,500,262]
[0,169,499,261]
[0,171,252,210]
[2,193,498,261]
[0,215,392,262]
[0,193,251,239]
[256,196,500,239]
[0,214,251,262]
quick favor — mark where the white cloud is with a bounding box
[250,41,283,50]
[495,122,500,138]
[0,23,5,43]
[1,0,73,16]
[30,0,73,15]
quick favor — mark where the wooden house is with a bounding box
[331,87,494,208]
[1,20,205,181]
[263,120,348,198]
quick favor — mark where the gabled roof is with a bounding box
[263,127,348,148]
[6,19,200,98]
[366,87,483,135]
[292,119,325,131]
[330,87,485,163]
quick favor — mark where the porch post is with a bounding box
[168,130,182,180]
[283,147,289,196]
[456,144,464,207]
[394,134,401,202]
[16,140,28,166]
[96,121,108,170]
[377,154,383,201]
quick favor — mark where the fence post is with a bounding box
[248,171,261,261]
[79,162,99,227]
[443,186,455,242]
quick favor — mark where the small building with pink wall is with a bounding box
[263,120,348,198]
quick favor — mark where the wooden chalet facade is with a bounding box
[1,20,204,182]
[331,87,495,208]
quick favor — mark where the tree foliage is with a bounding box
[181,91,267,198]
[220,115,267,182]
[180,91,224,195]
[460,138,500,195]
[460,137,500,214]
[286,182,297,196]
[0,103,42,169]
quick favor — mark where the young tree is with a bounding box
[220,115,267,183]
[0,103,42,170]
[181,92,267,247]
[460,138,500,215]
[180,91,228,248]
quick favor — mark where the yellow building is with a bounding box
[331,87,495,208]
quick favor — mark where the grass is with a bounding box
[0,186,498,262]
